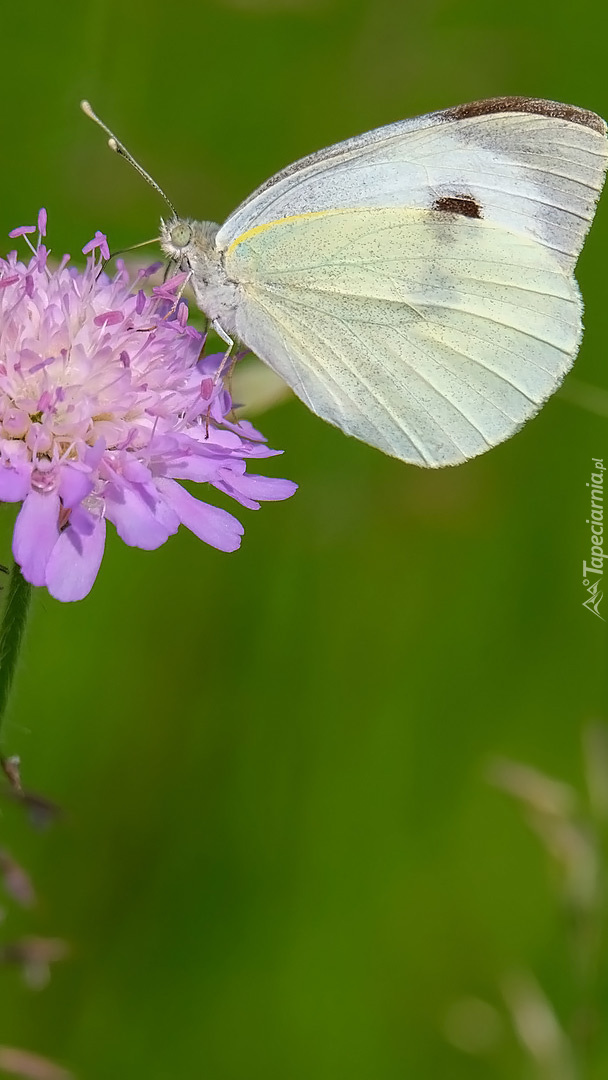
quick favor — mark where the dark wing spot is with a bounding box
[433,194,482,219]
[440,97,606,135]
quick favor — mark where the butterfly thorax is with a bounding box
[159,217,240,329]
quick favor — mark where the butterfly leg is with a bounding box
[212,319,235,381]
[199,320,236,439]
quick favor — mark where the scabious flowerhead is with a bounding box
[0,211,296,601]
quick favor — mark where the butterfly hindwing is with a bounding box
[226,206,582,465]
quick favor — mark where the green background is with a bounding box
[0,0,607,1076]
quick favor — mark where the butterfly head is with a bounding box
[160,217,194,266]
[160,218,220,273]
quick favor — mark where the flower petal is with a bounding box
[0,465,30,502]
[121,458,152,484]
[104,480,178,550]
[45,507,106,602]
[155,478,243,552]
[13,492,60,586]
[84,438,106,470]
[58,464,94,508]
[164,454,241,483]
[216,470,298,508]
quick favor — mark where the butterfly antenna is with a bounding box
[80,100,178,218]
[110,237,162,258]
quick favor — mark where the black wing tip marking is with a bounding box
[440,97,607,136]
[432,194,483,218]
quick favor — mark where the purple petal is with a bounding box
[212,482,259,511]
[218,471,298,504]
[84,438,106,470]
[45,507,106,602]
[219,417,269,443]
[0,465,30,502]
[155,477,243,552]
[241,445,283,460]
[58,464,94,508]
[37,208,47,238]
[188,427,243,451]
[197,353,225,378]
[104,480,178,549]
[121,459,152,484]
[13,492,60,586]
[164,454,237,483]
[152,493,183,535]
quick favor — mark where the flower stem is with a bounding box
[0,562,32,736]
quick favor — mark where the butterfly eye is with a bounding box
[170,222,192,248]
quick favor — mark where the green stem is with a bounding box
[0,562,32,736]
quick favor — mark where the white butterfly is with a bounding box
[84,97,608,467]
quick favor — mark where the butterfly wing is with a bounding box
[225,207,582,466]
[217,98,607,274]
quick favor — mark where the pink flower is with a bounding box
[0,212,296,601]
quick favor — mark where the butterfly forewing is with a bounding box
[218,99,608,274]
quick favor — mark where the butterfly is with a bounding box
[83,97,608,467]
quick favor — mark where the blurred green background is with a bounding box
[0,0,606,1076]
